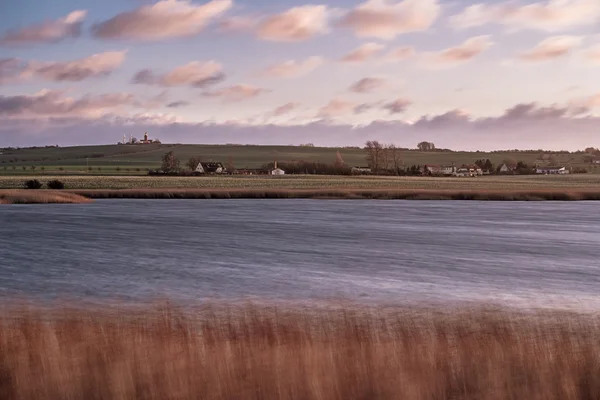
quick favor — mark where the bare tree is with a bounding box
[388,144,402,173]
[380,146,390,172]
[334,151,345,169]
[226,156,235,172]
[364,141,384,173]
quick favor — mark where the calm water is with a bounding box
[1,200,599,310]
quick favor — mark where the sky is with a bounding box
[1,0,600,150]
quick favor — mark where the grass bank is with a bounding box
[0,190,91,204]
[1,303,600,399]
[70,188,600,200]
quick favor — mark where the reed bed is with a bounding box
[2,302,600,399]
[0,190,91,204]
[70,188,600,200]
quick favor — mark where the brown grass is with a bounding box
[2,303,600,399]
[0,190,92,204]
[70,188,600,201]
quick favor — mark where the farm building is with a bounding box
[535,166,569,175]
[270,161,285,175]
[498,163,517,174]
[424,165,456,176]
[455,165,483,177]
[195,162,225,174]
[351,166,372,174]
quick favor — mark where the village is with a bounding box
[121,132,581,177]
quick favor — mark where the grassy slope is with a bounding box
[1,144,596,174]
[2,303,600,399]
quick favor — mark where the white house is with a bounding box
[195,162,224,174]
[455,165,483,177]
[498,163,517,174]
[535,166,569,175]
[351,166,372,174]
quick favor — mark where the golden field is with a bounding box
[1,303,600,399]
[1,174,600,190]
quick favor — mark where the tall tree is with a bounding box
[388,144,402,174]
[186,157,201,171]
[226,156,235,172]
[417,141,435,152]
[364,141,383,173]
[162,151,180,173]
[334,151,345,169]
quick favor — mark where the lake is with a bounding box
[1,200,599,310]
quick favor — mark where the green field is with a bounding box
[1,144,597,175]
[2,174,600,190]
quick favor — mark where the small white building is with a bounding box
[536,166,569,175]
[270,161,285,175]
[351,166,372,174]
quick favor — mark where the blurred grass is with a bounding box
[1,303,600,399]
[0,190,91,204]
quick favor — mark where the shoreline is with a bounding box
[72,188,600,201]
[2,188,600,203]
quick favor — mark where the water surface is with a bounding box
[1,200,599,310]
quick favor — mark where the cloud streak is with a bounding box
[338,0,440,40]
[0,51,127,84]
[340,42,385,63]
[0,10,86,46]
[202,84,267,102]
[0,90,138,118]
[422,36,493,67]
[91,0,232,41]
[451,0,600,31]
[349,77,387,93]
[518,36,582,62]
[256,5,329,42]
[132,61,224,88]
[262,56,324,78]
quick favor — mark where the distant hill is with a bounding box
[0,143,594,174]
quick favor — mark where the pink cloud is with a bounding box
[318,98,357,117]
[132,61,224,88]
[518,36,582,62]
[263,56,324,78]
[340,42,385,63]
[202,84,267,102]
[91,0,232,41]
[383,46,416,61]
[423,36,493,67]
[583,44,600,63]
[383,98,411,114]
[0,90,139,118]
[349,77,387,93]
[217,16,257,32]
[451,0,600,31]
[271,102,300,116]
[256,5,329,42]
[338,0,440,40]
[0,51,127,84]
[0,10,86,46]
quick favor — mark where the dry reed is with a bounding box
[1,302,600,399]
[70,188,600,201]
[0,190,92,204]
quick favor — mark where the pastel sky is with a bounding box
[2,0,600,150]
